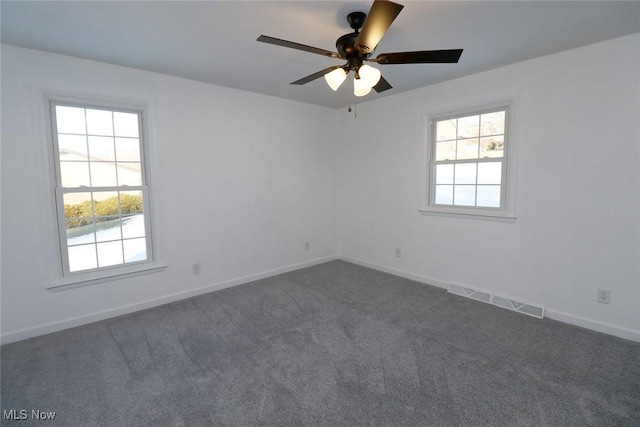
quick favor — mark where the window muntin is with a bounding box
[429,106,508,211]
[50,100,153,275]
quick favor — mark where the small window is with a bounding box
[424,104,514,218]
[49,99,155,279]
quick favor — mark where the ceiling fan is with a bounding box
[257,0,463,97]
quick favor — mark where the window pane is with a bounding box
[67,219,95,246]
[95,217,123,242]
[457,115,479,139]
[477,185,501,207]
[88,136,116,161]
[64,191,93,213]
[454,185,476,206]
[123,214,146,239]
[68,244,97,272]
[435,140,455,161]
[55,106,86,134]
[478,162,502,184]
[60,162,90,187]
[124,238,147,263]
[90,162,118,187]
[115,138,141,162]
[121,192,145,241]
[113,112,139,137]
[86,109,113,136]
[97,241,123,267]
[480,136,504,158]
[435,164,454,184]
[456,138,479,160]
[436,119,457,141]
[92,190,118,207]
[454,163,476,184]
[58,134,88,161]
[117,163,142,186]
[480,111,505,136]
[120,191,144,215]
[64,192,96,247]
[435,185,453,205]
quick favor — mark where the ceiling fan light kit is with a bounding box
[354,64,382,96]
[324,68,347,91]
[353,78,372,97]
[258,0,463,98]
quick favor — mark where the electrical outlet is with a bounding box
[192,263,201,275]
[597,289,610,304]
[395,248,401,258]
[304,242,310,251]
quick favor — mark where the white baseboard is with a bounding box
[544,309,640,343]
[337,255,640,343]
[1,255,338,345]
[338,255,450,289]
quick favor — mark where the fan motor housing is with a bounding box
[336,33,359,57]
[336,11,368,59]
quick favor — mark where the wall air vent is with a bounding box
[448,282,545,319]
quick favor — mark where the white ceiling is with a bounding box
[2,1,639,109]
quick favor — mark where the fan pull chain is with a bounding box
[347,76,357,119]
[347,103,357,119]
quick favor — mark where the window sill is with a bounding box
[419,207,516,222]
[47,262,168,291]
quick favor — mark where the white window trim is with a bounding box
[419,100,518,221]
[47,263,168,291]
[44,93,167,290]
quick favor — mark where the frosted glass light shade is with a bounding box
[353,77,372,97]
[324,68,347,91]
[358,64,381,88]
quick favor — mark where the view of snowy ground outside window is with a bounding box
[67,214,146,272]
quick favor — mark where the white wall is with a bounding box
[336,34,640,341]
[1,46,336,343]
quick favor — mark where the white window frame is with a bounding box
[45,95,166,289]
[420,101,517,221]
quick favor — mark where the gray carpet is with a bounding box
[2,260,639,426]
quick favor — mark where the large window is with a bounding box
[425,104,513,217]
[49,99,155,279]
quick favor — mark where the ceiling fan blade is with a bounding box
[374,49,463,64]
[372,75,393,93]
[355,0,404,54]
[291,66,344,85]
[257,35,342,59]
